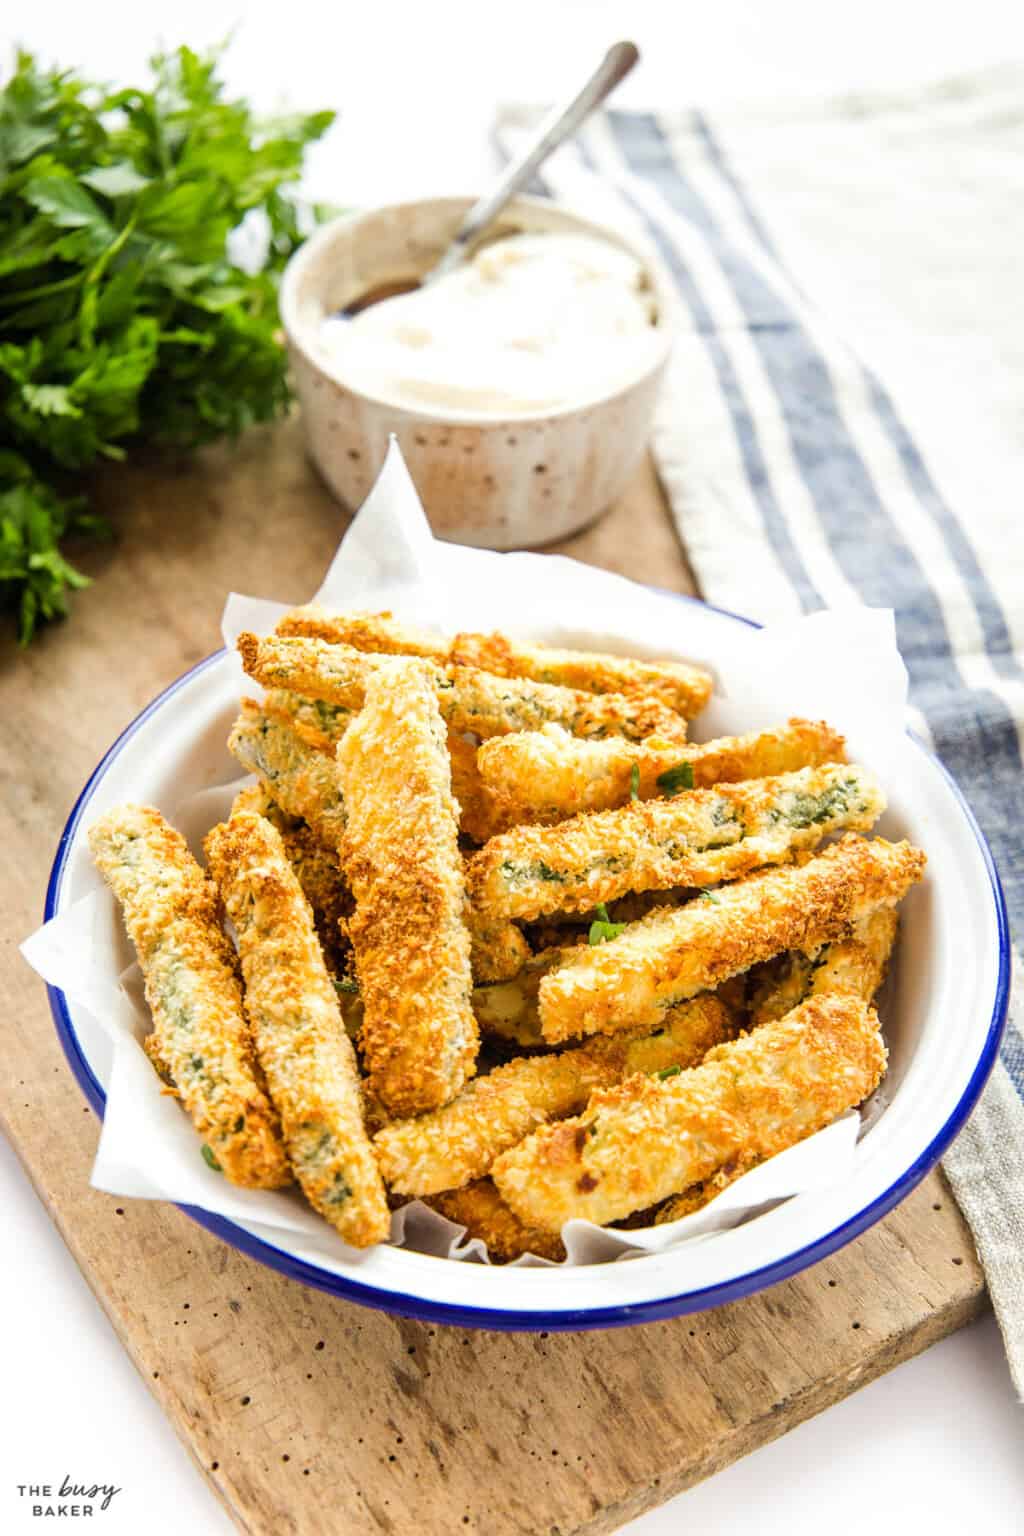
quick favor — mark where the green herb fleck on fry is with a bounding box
[656,761,695,796]
[656,1065,682,1080]
[588,903,627,946]
[201,1143,222,1172]
[629,763,640,801]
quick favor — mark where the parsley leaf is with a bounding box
[0,46,334,643]
[201,1144,222,1172]
[629,762,640,801]
[656,761,695,796]
[588,902,627,946]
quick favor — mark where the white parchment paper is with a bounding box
[21,441,907,1266]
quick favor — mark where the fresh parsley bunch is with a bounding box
[0,46,334,643]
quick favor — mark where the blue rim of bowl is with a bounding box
[44,594,1010,1331]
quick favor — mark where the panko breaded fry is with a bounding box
[476,717,846,823]
[277,606,448,660]
[229,781,351,969]
[429,1180,566,1264]
[449,630,713,718]
[229,700,347,848]
[748,906,898,1027]
[538,834,926,1041]
[264,689,354,754]
[237,632,689,743]
[204,812,389,1247]
[374,991,734,1195]
[493,992,887,1230]
[468,763,885,923]
[653,1158,760,1225]
[88,805,291,1189]
[279,608,712,721]
[336,661,478,1116]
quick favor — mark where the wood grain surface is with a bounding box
[0,418,985,1536]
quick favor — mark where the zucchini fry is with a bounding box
[88,805,291,1189]
[447,730,520,844]
[429,1180,566,1264]
[374,991,734,1196]
[264,689,354,753]
[449,630,713,718]
[748,906,898,1027]
[204,812,389,1248]
[237,632,689,743]
[228,700,347,849]
[468,763,885,923]
[336,660,478,1116]
[476,717,846,822]
[538,834,926,1041]
[277,606,448,660]
[493,992,886,1231]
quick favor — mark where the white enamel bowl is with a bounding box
[45,594,1008,1331]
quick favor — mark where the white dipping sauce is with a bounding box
[317,233,662,416]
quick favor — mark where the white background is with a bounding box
[3,3,1023,1532]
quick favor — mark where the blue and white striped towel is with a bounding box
[497,71,1024,1393]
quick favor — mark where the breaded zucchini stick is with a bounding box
[653,1158,760,1225]
[204,813,389,1247]
[429,1180,566,1264]
[336,661,478,1116]
[88,805,291,1189]
[748,906,898,1027]
[449,630,713,718]
[237,632,689,743]
[468,763,885,923]
[493,992,887,1230]
[538,834,926,1041]
[264,689,354,753]
[447,730,520,844]
[476,717,846,822]
[374,991,734,1195]
[228,701,347,849]
[279,607,712,721]
[277,606,448,660]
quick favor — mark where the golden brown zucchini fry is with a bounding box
[277,606,448,660]
[237,632,689,743]
[476,717,846,822]
[429,1180,566,1263]
[468,762,885,923]
[228,701,347,849]
[204,812,389,1247]
[538,834,926,1041]
[336,661,478,1116]
[449,629,713,718]
[493,992,886,1230]
[748,906,898,1027]
[88,804,291,1189]
[374,991,734,1196]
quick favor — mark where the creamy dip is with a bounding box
[317,233,662,416]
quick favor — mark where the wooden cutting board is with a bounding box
[1,419,985,1536]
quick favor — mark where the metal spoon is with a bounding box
[343,40,639,315]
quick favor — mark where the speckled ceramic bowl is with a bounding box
[279,196,674,548]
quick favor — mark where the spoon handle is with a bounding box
[428,40,639,283]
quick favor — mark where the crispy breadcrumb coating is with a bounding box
[538,834,926,1041]
[278,608,711,722]
[237,632,689,743]
[228,701,347,849]
[374,991,735,1195]
[493,992,887,1230]
[476,717,846,823]
[336,661,478,1116]
[88,804,291,1189]
[468,763,885,922]
[448,630,713,719]
[653,1158,760,1225]
[748,906,899,1027]
[429,1180,566,1263]
[204,812,389,1247]
[263,689,354,753]
[277,606,448,660]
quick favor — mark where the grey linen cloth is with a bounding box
[497,68,1024,1392]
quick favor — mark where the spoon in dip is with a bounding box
[342,40,639,316]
